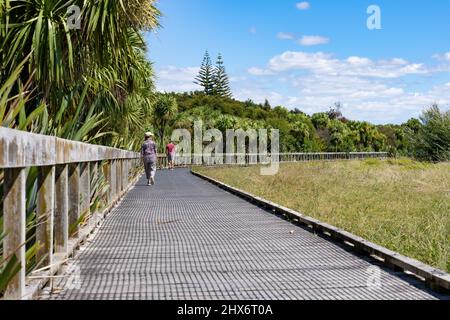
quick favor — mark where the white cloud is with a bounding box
[248,67,275,76]
[229,76,247,83]
[433,52,450,61]
[298,35,330,46]
[234,87,285,106]
[277,32,330,47]
[260,51,428,78]
[347,56,372,66]
[268,51,337,73]
[277,32,295,40]
[386,58,409,65]
[156,66,201,92]
[296,2,311,10]
[241,72,450,123]
[242,51,450,123]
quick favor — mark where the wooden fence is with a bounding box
[0,127,141,299]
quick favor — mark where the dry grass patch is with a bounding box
[195,159,450,272]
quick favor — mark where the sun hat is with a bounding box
[145,132,154,138]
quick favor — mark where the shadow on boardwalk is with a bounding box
[40,169,448,300]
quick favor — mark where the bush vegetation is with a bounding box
[165,91,450,161]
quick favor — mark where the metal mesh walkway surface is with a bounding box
[40,169,447,300]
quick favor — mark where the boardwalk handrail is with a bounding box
[157,152,389,168]
[0,127,141,300]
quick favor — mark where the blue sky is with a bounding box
[145,0,450,124]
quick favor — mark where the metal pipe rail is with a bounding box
[0,127,141,300]
[278,152,389,162]
[157,152,389,167]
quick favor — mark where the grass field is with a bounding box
[195,159,450,273]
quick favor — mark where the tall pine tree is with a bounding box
[213,53,232,98]
[194,51,214,95]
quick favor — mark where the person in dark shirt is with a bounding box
[142,132,157,186]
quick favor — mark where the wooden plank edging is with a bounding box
[191,169,450,294]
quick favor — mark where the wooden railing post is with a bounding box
[89,161,99,226]
[111,160,118,202]
[36,166,55,267]
[122,160,128,190]
[109,160,117,203]
[3,168,26,300]
[80,162,90,225]
[122,160,126,190]
[103,161,110,203]
[117,160,123,195]
[54,165,69,254]
[126,159,129,185]
[127,159,130,184]
[68,163,80,237]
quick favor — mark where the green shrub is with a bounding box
[411,105,450,162]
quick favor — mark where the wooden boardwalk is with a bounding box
[40,169,447,300]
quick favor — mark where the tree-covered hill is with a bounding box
[162,91,449,158]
